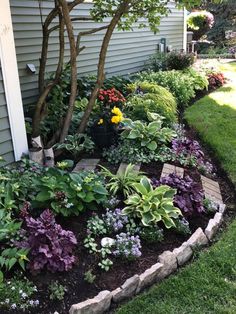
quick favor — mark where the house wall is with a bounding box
[10,0,185,107]
[0,64,15,163]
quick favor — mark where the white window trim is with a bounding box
[183,7,187,51]
[0,0,28,161]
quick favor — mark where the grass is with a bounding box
[116,62,236,314]
[185,62,236,185]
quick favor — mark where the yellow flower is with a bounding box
[112,106,122,117]
[111,115,121,124]
[98,118,104,125]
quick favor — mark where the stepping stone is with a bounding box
[117,163,141,174]
[161,163,184,178]
[73,159,100,172]
[201,175,223,204]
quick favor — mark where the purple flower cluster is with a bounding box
[103,208,128,232]
[113,233,142,260]
[152,173,205,216]
[20,209,77,273]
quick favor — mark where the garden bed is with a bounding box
[1,151,232,314]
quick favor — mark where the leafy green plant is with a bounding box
[0,276,39,311]
[0,248,29,272]
[54,133,95,159]
[49,281,67,301]
[123,177,181,228]
[84,270,96,284]
[100,164,145,198]
[125,82,177,125]
[146,52,169,71]
[33,168,108,216]
[121,113,176,152]
[140,225,164,243]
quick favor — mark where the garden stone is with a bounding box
[69,290,111,314]
[112,275,140,303]
[73,159,100,172]
[219,203,226,214]
[173,242,193,266]
[186,227,208,249]
[161,163,184,178]
[205,212,223,240]
[201,175,223,204]
[136,263,163,293]
[117,163,141,174]
[157,250,177,280]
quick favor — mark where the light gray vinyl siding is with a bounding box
[0,65,15,164]
[10,0,184,106]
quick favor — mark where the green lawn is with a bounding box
[116,62,236,314]
[185,62,236,185]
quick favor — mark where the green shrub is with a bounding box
[187,11,214,40]
[146,52,168,71]
[126,82,177,124]
[135,70,208,109]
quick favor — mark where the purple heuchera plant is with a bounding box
[20,209,77,273]
[172,138,204,160]
[152,173,205,216]
[171,138,213,173]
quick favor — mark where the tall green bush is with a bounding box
[126,82,177,124]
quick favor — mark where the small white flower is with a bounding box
[33,286,38,292]
[5,299,10,304]
[29,300,34,306]
[7,281,11,285]
[11,286,15,291]
[19,289,23,294]
[11,304,17,309]
[22,293,27,299]
[34,300,39,306]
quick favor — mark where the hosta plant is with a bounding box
[100,163,145,198]
[123,177,181,228]
[152,173,205,216]
[121,112,176,152]
[19,209,77,273]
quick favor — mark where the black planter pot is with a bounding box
[91,125,118,149]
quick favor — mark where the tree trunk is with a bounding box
[58,0,78,143]
[77,1,130,133]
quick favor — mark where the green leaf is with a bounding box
[8,258,17,270]
[140,177,152,193]
[146,141,157,151]
[0,271,3,283]
[36,190,52,202]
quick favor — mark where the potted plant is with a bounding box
[91,88,125,148]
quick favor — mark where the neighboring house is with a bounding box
[0,0,187,164]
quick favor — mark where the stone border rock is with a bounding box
[69,186,225,314]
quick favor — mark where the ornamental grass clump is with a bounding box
[20,209,77,273]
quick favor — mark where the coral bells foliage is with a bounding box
[207,72,226,90]
[20,209,77,273]
[152,173,205,216]
[97,88,125,126]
